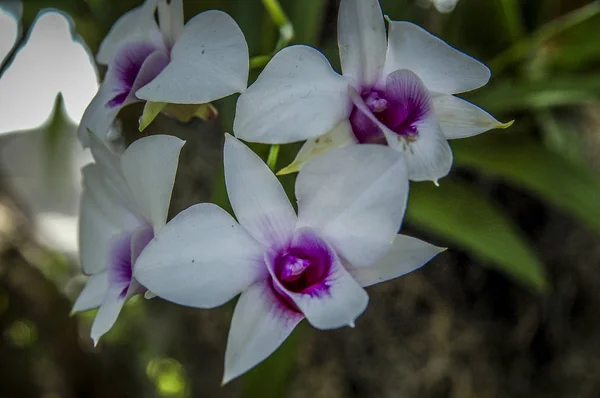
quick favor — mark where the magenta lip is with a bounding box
[349,69,431,145]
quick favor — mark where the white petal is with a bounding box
[136,10,249,104]
[77,85,121,147]
[96,0,163,65]
[338,0,387,87]
[233,45,350,144]
[433,94,512,139]
[157,0,184,45]
[296,144,408,267]
[224,135,297,249]
[383,21,490,94]
[81,164,141,229]
[90,288,126,345]
[79,190,134,275]
[120,135,185,233]
[223,281,303,384]
[277,119,357,176]
[71,272,109,313]
[272,251,368,330]
[134,203,266,309]
[389,115,453,183]
[349,234,445,287]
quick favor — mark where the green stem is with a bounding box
[267,145,280,171]
[249,55,272,70]
[249,0,295,70]
[489,2,600,73]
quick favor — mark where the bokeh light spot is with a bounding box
[146,358,188,397]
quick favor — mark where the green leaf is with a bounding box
[452,133,600,233]
[406,180,548,292]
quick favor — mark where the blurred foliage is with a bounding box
[2,0,600,396]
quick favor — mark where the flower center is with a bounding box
[279,254,311,282]
[349,70,431,146]
[272,229,333,294]
[107,41,170,108]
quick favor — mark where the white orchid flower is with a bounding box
[234,0,510,182]
[78,0,249,146]
[72,134,184,345]
[133,134,444,383]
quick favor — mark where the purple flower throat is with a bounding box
[349,69,431,145]
[270,229,334,311]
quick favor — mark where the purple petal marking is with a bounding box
[108,232,134,299]
[108,225,154,299]
[349,69,432,144]
[130,224,155,265]
[105,41,169,108]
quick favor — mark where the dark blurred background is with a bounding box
[1,0,600,397]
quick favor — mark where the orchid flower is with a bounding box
[234,0,510,183]
[133,134,444,382]
[71,134,184,344]
[78,0,249,146]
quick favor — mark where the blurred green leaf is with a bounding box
[453,133,600,233]
[283,0,327,46]
[470,75,600,112]
[406,180,548,292]
[489,1,600,73]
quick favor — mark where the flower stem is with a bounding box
[249,55,272,70]
[249,0,295,70]
[262,0,294,51]
[267,144,280,171]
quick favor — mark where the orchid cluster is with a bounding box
[73,0,508,383]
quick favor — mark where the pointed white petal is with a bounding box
[269,245,368,330]
[277,119,357,176]
[338,0,387,87]
[234,45,350,144]
[433,94,513,139]
[223,281,303,384]
[134,203,266,309]
[71,272,109,313]
[120,135,185,233]
[96,0,163,65]
[224,135,297,249]
[383,21,490,94]
[296,144,408,267]
[77,86,121,147]
[90,288,126,345]
[349,235,445,287]
[136,10,249,104]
